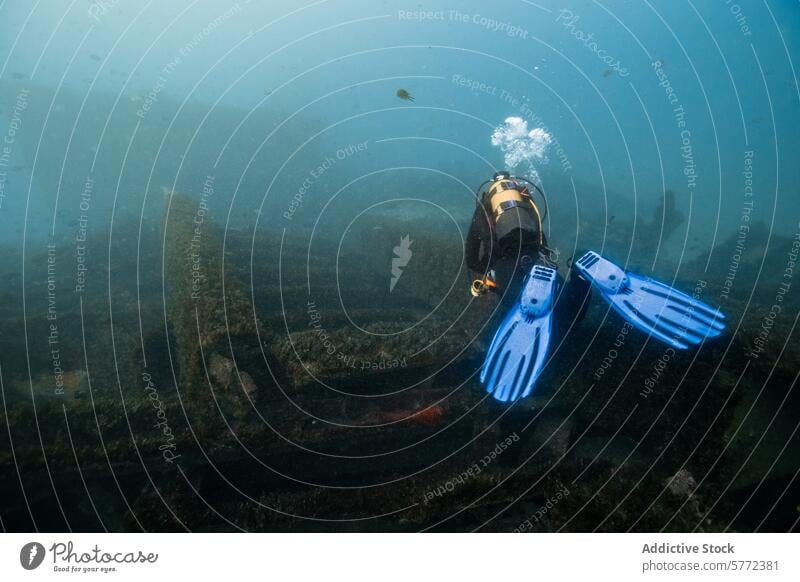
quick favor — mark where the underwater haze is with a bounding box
[0,0,799,532]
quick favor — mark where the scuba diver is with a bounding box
[467,171,727,403]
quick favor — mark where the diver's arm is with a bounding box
[465,205,491,273]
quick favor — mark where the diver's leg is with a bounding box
[492,253,528,307]
[556,266,592,324]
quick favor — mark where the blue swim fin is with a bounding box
[480,265,557,402]
[574,251,726,350]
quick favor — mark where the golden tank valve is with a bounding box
[471,276,497,297]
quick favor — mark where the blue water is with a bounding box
[1,0,798,250]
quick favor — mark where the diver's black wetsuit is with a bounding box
[465,188,591,325]
[466,196,545,305]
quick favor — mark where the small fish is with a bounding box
[396,88,415,102]
[90,54,102,61]
[608,215,616,224]
[263,88,273,96]
[11,72,25,80]
[602,69,612,78]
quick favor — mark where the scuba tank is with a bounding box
[485,170,545,251]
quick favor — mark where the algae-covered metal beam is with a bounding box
[160,187,261,422]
